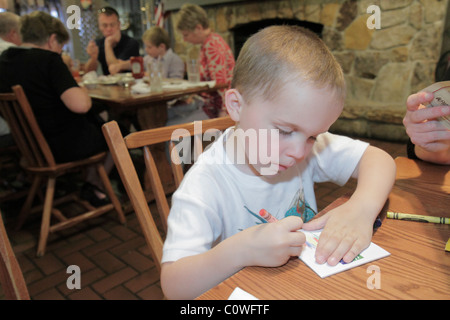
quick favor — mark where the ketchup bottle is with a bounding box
[131,56,144,79]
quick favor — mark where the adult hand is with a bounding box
[403,91,450,153]
[105,29,121,48]
[86,40,99,58]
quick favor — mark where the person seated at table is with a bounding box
[84,6,139,76]
[0,11,112,206]
[160,25,397,299]
[109,26,185,79]
[0,12,21,53]
[0,12,22,148]
[140,26,205,126]
[176,3,235,118]
[403,67,450,165]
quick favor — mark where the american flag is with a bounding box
[154,0,164,28]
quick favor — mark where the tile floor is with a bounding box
[0,137,407,300]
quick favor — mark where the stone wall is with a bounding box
[169,0,449,141]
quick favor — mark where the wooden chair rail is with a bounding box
[0,210,30,300]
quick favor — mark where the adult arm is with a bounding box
[84,40,99,73]
[60,86,91,113]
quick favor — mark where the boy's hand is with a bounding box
[303,203,373,266]
[236,216,305,267]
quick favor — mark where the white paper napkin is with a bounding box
[131,82,151,94]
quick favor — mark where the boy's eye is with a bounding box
[309,136,317,141]
[278,129,292,136]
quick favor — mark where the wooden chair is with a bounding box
[0,209,30,300]
[102,116,234,271]
[0,85,126,256]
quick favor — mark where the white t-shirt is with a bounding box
[162,128,369,263]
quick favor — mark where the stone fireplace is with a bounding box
[231,17,323,58]
[169,0,449,141]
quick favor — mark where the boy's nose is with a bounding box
[286,140,306,161]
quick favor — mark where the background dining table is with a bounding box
[86,80,229,129]
[198,157,450,300]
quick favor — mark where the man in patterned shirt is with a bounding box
[176,4,235,118]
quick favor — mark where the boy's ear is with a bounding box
[225,89,244,122]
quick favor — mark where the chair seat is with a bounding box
[21,151,107,175]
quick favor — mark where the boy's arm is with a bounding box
[303,146,396,266]
[161,216,305,300]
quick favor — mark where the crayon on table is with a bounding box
[387,211,449,224]
[259,209,278,223]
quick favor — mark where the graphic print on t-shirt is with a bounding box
[243,187,317,226]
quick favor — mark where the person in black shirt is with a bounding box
[84,6,139,75]
[0,11,111,205]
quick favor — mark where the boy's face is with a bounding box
[225,81,343,176]
[144,40,164,58]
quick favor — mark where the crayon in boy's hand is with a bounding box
[259,209,278,223]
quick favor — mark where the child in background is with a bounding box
[108,26,185,78]
[141,26,206,126]
[142,26,185,79]
[161,25,396,299]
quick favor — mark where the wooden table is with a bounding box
[198,157,450,300]
[88,81,228,129]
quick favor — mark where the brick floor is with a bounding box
[0,137,407,300]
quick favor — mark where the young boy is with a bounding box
[108,26,185,78]
[142,26,185,79]
[160,25,396,299]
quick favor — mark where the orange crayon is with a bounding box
[259,209,278,223]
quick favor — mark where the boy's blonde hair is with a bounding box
[176,3,209,31]
[142,26,170,49]
[232,25,346,104]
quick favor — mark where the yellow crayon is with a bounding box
[387,211,449,224]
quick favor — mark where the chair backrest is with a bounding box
[0,209,30,300]
[102,116,235,270]
[0,85,57,169]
